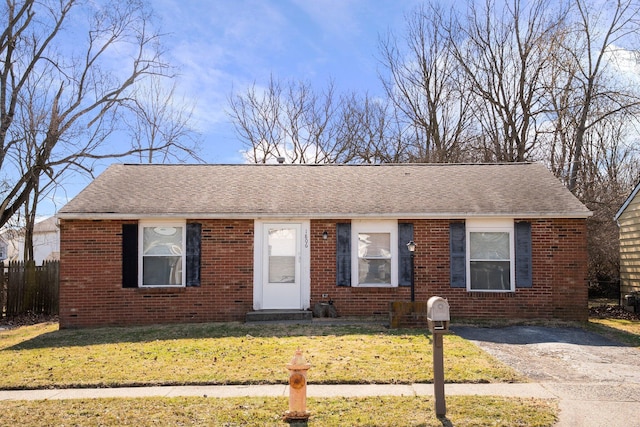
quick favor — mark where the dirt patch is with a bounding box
[590,304,640,321]
[0,313,58,329]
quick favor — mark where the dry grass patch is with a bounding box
[0,321,524,389]
[1,395,558,426]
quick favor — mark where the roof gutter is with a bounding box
[56,211,593,221]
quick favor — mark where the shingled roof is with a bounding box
[57,163,591,219]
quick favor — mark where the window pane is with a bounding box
[470,261,510,290]
[269,256,295,283]
[358,233,391,258]
[268,227,296,283]
[143,227,183,256]
[358,258,391,285]
[143,256,183,286]
[357,232,391,285]
[470,232,509,260]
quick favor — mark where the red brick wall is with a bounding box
[310,220,414,317]
[60,217,587,328]
[310,219,588,322]
[59,219,254,328]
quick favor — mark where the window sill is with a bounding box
[468,291,516,298]
[139,285,185,288]
[352,284,398,288]
[132,286,187,294]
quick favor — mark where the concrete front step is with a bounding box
[245,310,313,323]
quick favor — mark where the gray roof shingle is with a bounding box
[57,163,591,219]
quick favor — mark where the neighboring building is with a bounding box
[614,182,640,305]
[1,216,60,264]
[0,239,7,261]
[56,163,591,328]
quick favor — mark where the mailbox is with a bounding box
[427,296,450,416]
[427,296,450,333]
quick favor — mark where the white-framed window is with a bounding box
[139,220,186,287]
[351,220,398,287]
[466,219,515,292]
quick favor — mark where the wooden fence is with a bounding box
[1,261,59,318]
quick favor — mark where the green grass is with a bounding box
[0,321,524,389]
[4,316,636,426]
[0,321,563,426]
[0,395,558,427]
[587,318,640,347]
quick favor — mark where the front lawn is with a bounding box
[0,321,524,389]
[0,321,561,426]
[1,395,558,427]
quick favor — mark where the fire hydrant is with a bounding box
[284,349,310,422]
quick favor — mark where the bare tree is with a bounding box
[228,76,286,163]
[560,0,640,192]
[0,0,173,231]
[229,76,397,164]
[379,3,471,163]
[8,65,89,260]
[125,76,203,164]
[447,0,568,162]
[280,78,337,163]
[577,113,640,284]
[534,0,640,287]
[334,92,402,163]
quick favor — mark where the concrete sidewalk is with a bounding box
[0,382,556,401]
[2,382,639,426]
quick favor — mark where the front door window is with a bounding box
[268,227,296,283]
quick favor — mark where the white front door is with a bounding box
[261,223,302,309]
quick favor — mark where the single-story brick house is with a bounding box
[57,163,591,328]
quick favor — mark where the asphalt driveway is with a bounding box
[452,325,640,383]
[452,325,640,426]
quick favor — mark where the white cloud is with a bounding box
[290,0,361,37]
[605,45,640,87]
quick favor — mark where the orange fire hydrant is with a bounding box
[284,349,310,422]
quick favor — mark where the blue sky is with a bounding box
[154,0,421,163]
[45,0,640,217]
[43,1,423,216]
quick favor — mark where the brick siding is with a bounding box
[59,219,254,328]
[310,219,588,322]
[59,217,587,328]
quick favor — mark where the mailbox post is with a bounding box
[427,296,450,417]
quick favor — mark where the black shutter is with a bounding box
[336,223,351,286]
[398,223,414,287]
[450,222,466,288]
[186,222,202,287]
[515,221,533,288]
[122,223,138,288]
